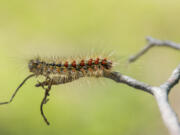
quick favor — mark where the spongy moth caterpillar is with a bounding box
[0,55,114,125]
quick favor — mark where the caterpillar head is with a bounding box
[28,59,42,74]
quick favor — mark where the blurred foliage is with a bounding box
[0,0,180,135]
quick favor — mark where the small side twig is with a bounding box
[40,80,52,126]
[129,36,180,62]
[40,89,50,125]
[161,64,180,93]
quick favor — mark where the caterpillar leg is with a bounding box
[35,76,51,88]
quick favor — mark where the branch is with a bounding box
[105,37,180,135]
[129,36,180,63]
[153,86,180,135]
[161,64,180,93]
[104,71,153,94]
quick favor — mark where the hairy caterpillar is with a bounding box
[0,55,114,125]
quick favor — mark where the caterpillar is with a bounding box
[0,55,114,125]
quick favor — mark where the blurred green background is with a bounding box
[0,0,180,135]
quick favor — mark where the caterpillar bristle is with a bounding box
[28,54,115,86]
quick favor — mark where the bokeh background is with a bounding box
[0,0,180,135]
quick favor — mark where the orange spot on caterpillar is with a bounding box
[88,67,93,72]
[72,60,76,67]
[72,68,76,72]
[80,60,85,66]
[102,58,107,65]
[37,64,42,69]
[80,68,86,74]
[88,59,93,66]
[94,58,99,65]
[50,66,53,71]
[56,67,60,73]
[64,61,68,67]
[100,65,104,70]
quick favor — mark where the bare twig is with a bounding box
[129,36,180,62]
[104,71,153,94]
[0,74,35,105]
[161,64,180,93]
[40,79,52,126]
[105,37,180,135]
[40,89,50,125]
